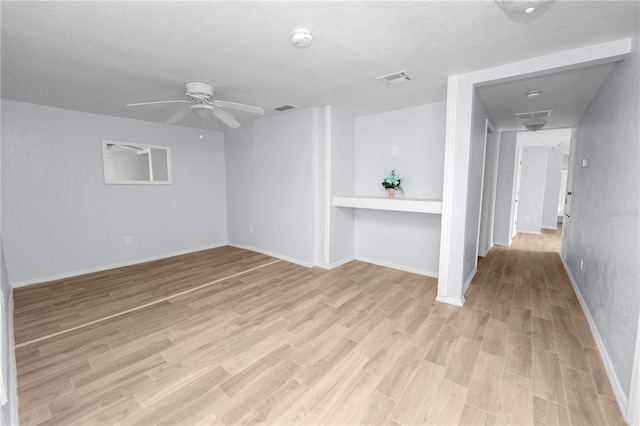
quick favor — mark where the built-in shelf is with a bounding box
[333,196,442,214]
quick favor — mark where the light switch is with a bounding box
[391,146,398,155]
[582,159,588,167]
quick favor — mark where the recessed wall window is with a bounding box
[102,140,172,184]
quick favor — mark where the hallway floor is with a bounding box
[466,226,626,425]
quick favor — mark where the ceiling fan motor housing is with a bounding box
[184,81,214,100]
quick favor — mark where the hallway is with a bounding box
[466,226,626,425]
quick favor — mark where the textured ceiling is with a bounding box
[1,1,639,132]
[477,62,616,131]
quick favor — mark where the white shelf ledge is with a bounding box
[333,196,442,214]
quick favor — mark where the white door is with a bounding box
[512,148,523,240]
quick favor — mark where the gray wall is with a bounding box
[493,131,517,246]
[1,100,227,285]
[354,102,446,276]
[565,37,639,399]
[516,146,548,234]
[225,108,317,265]
[463,93,491,283]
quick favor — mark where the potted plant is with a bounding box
[381,169,404,198]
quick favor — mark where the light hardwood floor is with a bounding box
[14,232,626,425]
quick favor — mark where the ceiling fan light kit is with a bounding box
[125,81,264,129]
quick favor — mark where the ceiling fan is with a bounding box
[126,81,264,129]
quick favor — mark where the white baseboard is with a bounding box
[560,255,629,421]
[463,267,477,295]
[227,243,314,268]
[516,228,542,235]
[354,256,438,278]
[436,294,464,307]
[315,256,355,270]
[479,244,493,258]
[10,243,228,288]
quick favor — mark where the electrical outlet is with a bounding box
[391,146,398,155]
[580,259,583,271]
[124,236,132,245]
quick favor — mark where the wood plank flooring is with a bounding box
[13,231,626,425]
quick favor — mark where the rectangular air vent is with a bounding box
[376,70,413,86]
[515,109,553,120]
[274,104,297,112]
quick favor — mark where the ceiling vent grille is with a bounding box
[376,71,413,86]
[515,109,553,120]
[274,104,297,112]
[274,104,297,111]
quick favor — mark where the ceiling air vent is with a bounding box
[274,104,297,112]
[376,70,413,86]
[515,109,553,120]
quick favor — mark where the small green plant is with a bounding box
[381,169,404,194]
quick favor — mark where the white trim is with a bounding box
[463,266,477,295]
[10,243,227,288]
[628,310,640,425]
[228,243,314,268]
[437,75,459,299]
[355,256,438,278]
[323,106,332,266]
[435,294,465,307]
[479,244,493,257]
[560,255,629,420]
[515,228,542,235]
[7,288,18,425]
[474,119,490,270]
[315,256,355,270]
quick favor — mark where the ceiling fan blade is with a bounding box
[126,100,189,107]
[166,107,191,124]
[212,106,241,128]
[214,100,264,115]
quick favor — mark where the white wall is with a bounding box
[516,145,548,234]
[328,107,356,266]
[565,36,639,408]
[493,131,517,246]
[541,146,568,229]
[354,102,446,276]
[225,108,318,266]
[1,100,227,285]
[463,93,492,285]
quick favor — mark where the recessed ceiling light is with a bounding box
[495,0,554,15]
[525,90,541,99]
[524,119,547,131]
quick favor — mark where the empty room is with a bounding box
[1,1,639,425]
